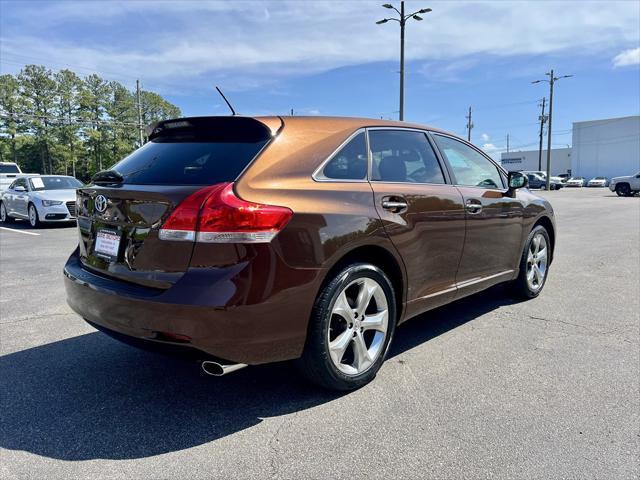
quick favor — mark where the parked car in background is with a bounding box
[0,162,37,192]
[526,173,563,190]
[609,172,640,196]
[565,177,586,187]
[63,115,556,391]
[587,177,609,187]
[522,170,565,186]
[557,173,571,183]
[0,175,82,227]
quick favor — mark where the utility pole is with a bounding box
[465,106,473,142]
[506,134,510,153]
[376,2,432,122]
[136,79,144,146]
[532,70,573,189]
[537,96,547,171]
[399,1,405,121]
[290,108,294,116]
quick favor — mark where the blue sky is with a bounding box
[1,0,639,158]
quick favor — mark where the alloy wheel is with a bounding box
[327,277,389,375]
[29,205,37,227]
[526,233,548,291]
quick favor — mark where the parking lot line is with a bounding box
[0,227,40,236]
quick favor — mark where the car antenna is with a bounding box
[215,86,237,116]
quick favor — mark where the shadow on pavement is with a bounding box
[0,285,517,461]
[1,218,76,230]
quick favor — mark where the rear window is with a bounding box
[0,164,20,174]
[109,117,273,185]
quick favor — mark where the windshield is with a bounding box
[0,164,20,174]
[29,176,83,191]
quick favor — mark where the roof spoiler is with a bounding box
[146,116,282,142]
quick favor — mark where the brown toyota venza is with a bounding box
[64,116,555,390]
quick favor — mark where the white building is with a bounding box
[572,116,640,179]
[500,147,572,175]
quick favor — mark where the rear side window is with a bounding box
[369,130,445,184]
[109,117,272,186]
[320,132,368,180]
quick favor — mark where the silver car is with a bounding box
[0,175,82,227]
[587,176,609,187]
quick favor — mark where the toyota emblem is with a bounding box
[94,194,108,213]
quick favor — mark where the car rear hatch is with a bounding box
[76,116,276,289]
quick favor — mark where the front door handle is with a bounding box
[465,199,482,214]
[381,196,408,213]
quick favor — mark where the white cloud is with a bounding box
[481,142,499,153]
[1,0,639,91]
[613,47,640,67]
[481,133,490,142]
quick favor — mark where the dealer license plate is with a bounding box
[94,228,121,261]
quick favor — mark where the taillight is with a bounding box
[159,183,293,244]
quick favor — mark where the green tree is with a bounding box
[79,73,110,174]
[0,74,22,164]
[53,69,82,176]
[0,66,181,180]
[140,90,181,127]
[18,65,57,174]
[104,81,137,169]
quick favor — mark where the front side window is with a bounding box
[369,130,445,184]
[433,134,504,189]
[14,178,29,191]
[321,132,368,180]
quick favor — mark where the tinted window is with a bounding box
[0,164,20,174]
[433,135,503,188]
[110,139,269,186]
[29,176,82,191]
[321,132,368,180]
[369,130,445,184]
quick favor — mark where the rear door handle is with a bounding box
[382,200,408,210]
[465,199,482,214]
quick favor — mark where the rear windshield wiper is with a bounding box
[92,170,124,185]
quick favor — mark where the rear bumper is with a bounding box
[63,250,321,364]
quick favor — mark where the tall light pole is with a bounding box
[376,2,432,121]
[532,70,573,190]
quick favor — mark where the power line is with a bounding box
[0,111,139,128]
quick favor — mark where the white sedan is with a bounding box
[587,177,609,187]
[0,175,82,227]
[565,177,587,187]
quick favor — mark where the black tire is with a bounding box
[28,203,40,228]
[296,263,397,391]
[508,225,551,299]
[0,202,14,223]
[615,183,632,197]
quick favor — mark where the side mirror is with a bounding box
[507,172,528,192]
[14,186,26,192]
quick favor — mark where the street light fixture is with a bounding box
[531,69,573,190]
[376,1,431,121]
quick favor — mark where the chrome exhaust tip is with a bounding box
[201,360,248,376]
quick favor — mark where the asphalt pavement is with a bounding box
[1,187,638,479]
